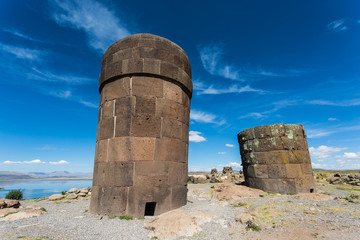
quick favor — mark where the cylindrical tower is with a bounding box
[90,34,192,217]
[238,124,316,194]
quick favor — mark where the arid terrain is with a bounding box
[0,170,359,240]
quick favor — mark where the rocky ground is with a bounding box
[0,173,359,240]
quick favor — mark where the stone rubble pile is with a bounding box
[326,174,360,186]
[188,167,243,184]
[48,187,91,201]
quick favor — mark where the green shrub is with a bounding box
[5,189,23,200]
[119,215,133,220]
[61,191,67,195]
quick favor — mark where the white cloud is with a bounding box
[309,145,347,159]
[228,162,242,171]
[328,117,337,121]
[194,80,264,95]
[50,0,131,52]
[189,131,206,143]
[49,160,69,165]
[29,68,94,85]
[79,99,97,108]
[199,44,240,80]
[306,129,334,139]
[0,43,45,61]
[190,109,225,125]
[3,159,46,164]
[218,152,227,155]
[327,19,347,32]
[335,152,360,169]
[225,144,235,147]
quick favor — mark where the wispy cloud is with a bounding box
[218,152,227,155]
[228,162,242,170]
[49,90,72,99]
[194,80,264,95]
[328,118,337,121]
[189,131,206,143]
[327,19,347,32]
[307,124,360,139]
[199,44,241,80]
[29,68,95,85]
[1,28,36,41]
[306,98,360,107]
[238,99,299,119]
[79,99,97,108]
[49,160,69,165]
[225,144,235,148]
[3,159,46,164]
[306,129,335,138]
[0,43,46,61]
[190,109,226,125]
[50,0,132,53]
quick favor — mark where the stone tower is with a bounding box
[238,124,316,194]
[90,34,192,217]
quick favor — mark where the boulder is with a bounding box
[80,188,89,193]
[49,194,64,201]
[235,213,252,224]
[4,200,20,208]
[78,192,86,197]
[210,168,218,174]
[210,175,220,183]
[67,193,78,199]
[68,188,80,193]
[214,183,265,200]
[222,167,233,174]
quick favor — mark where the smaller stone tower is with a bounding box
[238,124,316,194]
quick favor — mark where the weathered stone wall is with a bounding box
[237,124,316,194]
[90,34,192,217]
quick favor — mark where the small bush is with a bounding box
[119,215,133,220]
[61,191,67,195]
[246,220,261,231]
[40,207,47,212]
[5,189,23,200]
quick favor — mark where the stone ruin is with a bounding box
[90,34,192,217]
[238,124,316,194]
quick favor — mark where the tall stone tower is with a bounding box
[238,124,316,194]
[90,34,192,217]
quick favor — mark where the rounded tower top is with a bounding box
[99,33,192,97]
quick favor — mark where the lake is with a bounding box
[0,179,93,199]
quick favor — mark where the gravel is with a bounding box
[1,182,359,240]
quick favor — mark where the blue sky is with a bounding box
[1,0,360,173]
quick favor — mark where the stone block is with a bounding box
[115,114,131,137]
[102,100,114,118]
[285,164,302,179]
[135,96,156,115]
[280,136,295,150]
[301,163,313,175]
[95,139,108,163]
[263,179,279,193]
[104,161,134,187]
[253,152,269,165]
[107,137,131,162]
[171,185,187,209]
[130,137,156,161]
[154,137,187,163]
[270,124,286,137]
[247,178,264,190]
[131,114,161,137]
[143,58,161,75]
[97,117,114,140]
[113,48,132,62]
[132,76,163,98]
[155,98,185,123]
[254,165,268,178]
[122,58,143,73]
[246,165,255,178]
[114,96,135,117]
[100,77,131,105]
[134,161,170,176]
[161,117,183,141]
[104,61,123,80]
[267,164,286,179]
[277,179,297,194]
[254,125,271,139]
[160,61,179,80]
[267,150,289,164]
[90,186,128,216]
[163,81,182,104]
[257,137,283,151]
[169,162,188,185]
[98,107,101,122]
[293,136,307,150]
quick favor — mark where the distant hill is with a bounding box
[0,171,92,180]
